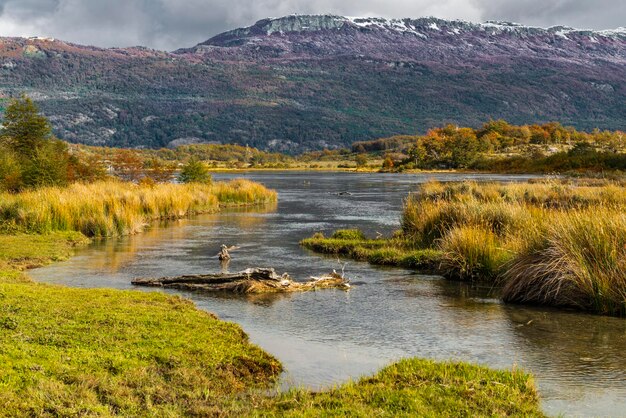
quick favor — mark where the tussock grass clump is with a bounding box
[0,179,276,237]
[439,225,512,281]
[331,229,367,240]
[402,198,531,246]
[503,210,626,316]
[413,180,626,314]
[211,178,277,205]
[307,179,626,315]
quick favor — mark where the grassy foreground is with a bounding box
[303,179,626,316]
[0,181,544,416]
[0,180,283,415]
[0,233,282,416]
[0,279,281,416]
[0,242,544,416]
[249,359,543,417]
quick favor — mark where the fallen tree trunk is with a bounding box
[131,268,350,294]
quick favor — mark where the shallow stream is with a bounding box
[31,172,626,417]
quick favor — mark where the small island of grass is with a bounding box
[303,179,626,316]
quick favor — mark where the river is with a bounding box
[31,172,626,417]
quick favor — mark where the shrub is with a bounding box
[19,140,70,188]
[0,149,22,192]
[67,153,108,183]
[355,154,368,168]
[143,157,176,183]
[0,97,72,190]
[179,159,212,184]
[382,156,395,171]
[1,96,52,157]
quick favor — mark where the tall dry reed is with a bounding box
[0,179,276,237]
[502,209,626,315]
[401,180,626,315]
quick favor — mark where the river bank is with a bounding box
[0,177,544,415]
[302,178,626,316]
[0,180,283,415]
[28,171,626,416]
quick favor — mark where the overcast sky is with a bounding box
[0,0,624,50]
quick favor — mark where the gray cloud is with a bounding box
[472,0,626,30]
[0,0,622,50]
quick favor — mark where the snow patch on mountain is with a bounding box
[212,14,626,41]
[182,13,625,66]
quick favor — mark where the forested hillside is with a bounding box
[0,15,624,152]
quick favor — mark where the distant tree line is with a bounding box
[352,120,625,172]
[154,144,291,166]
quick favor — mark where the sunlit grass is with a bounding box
[0,231,90,283]
[503,209,626,315]
[305,180,626,315]
[0,280,281,416]
[0,179,277,237]
[438,225,512,281]
[403,180,626,314]
[301,230,442,271]
[248,358,543,417]
[0,179,286,416]
[0,178,284,415]
[0,218,543,415]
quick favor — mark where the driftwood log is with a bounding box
[131,268,350,294]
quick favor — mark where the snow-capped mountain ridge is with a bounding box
[1,14,623,151]
[181,13,625,66]
[206,14,626,43]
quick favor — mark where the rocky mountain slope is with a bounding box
[0,15,624,152]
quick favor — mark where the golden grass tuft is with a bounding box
[503,209,626,315]
[316,179,626,315]
[0,179,277,237]
[412,180,626,315]
[438,225,512,281]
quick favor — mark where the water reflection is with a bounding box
[205,290,297,307]
[59,203,277,277]
[506,307,626,381]
[30,172,626,417]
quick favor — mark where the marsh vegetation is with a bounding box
[303,179,626,316]
[0,99,545,415]
[0,179,277,237]
[0,231,543,415]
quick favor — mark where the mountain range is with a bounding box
[0,15,624,152]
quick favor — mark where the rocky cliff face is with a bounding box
[0,15,624,152]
